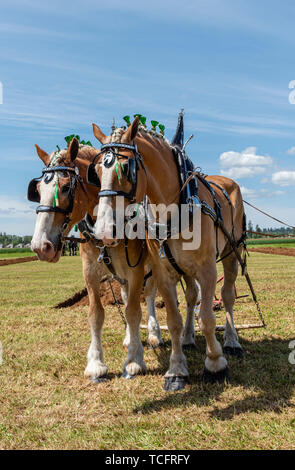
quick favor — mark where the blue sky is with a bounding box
[0,0,295,235]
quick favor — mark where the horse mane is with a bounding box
[137,129,171,151]
[76,145,98,162]
[48,145,97,166]
[110,126,172,152]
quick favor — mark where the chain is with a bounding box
[107,277,127,328]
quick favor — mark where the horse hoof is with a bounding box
[90,374,109,384]
[224,346,244,359]
[164,376,189,392]
[148,342,164,350]
[202,366,229,384]
[121,370,137,380]
[182,343,197,351]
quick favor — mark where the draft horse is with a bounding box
[91,117,246,391]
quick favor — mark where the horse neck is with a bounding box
[136,136,180,206]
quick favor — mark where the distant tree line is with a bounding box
[0,233,32,247]
[0,225,294,245]
[247,221,295,238]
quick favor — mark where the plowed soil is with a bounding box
[248,246,295,257]
[54,277,156,309]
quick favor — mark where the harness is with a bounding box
[77,213,147,285]
[156,146,246,276]
[86,142,146,202]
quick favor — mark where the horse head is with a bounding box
[90,117,147,246]
[29,138,90,262]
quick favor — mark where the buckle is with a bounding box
[97,247,105,263]
[159,241,166,259]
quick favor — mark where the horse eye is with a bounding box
[61,185,70,194]
[121,162,128,176]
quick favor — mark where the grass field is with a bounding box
[247,238,295,249]
[0,253,294,450]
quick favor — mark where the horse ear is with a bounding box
[35,144,50,166]
[67,137,79,162]
[92,123,107,144]
[122,116,139,143]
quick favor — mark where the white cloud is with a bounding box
[222,166,266,179]
[0,195,35,219]
[287,147,295,155]
[240,186,259,198]
[219,147,273,179]
[240,186,285,199]
[272,171,295,186]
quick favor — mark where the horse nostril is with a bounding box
[41,241,54,254]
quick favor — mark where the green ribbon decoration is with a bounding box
[52,181,58,208]
[116,161,121,185]
[158,124,165,136]
[74,224,78,232]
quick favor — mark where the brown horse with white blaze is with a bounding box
[92,117,245,392]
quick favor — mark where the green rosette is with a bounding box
[139,116,147,127]
[123,115,131,127]
[151,120,159,131]
[80,140,93,146]
[65,134,80,145]
[65,134,75,145]
[158,124,165,136]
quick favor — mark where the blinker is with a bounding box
[43,172,54,184]
[102,151,115,168]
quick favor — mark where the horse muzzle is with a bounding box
[31,238,61,263]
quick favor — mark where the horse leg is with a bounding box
[122,275,146,378]
[145,275,163,348]
[198,262,229,383]
[121,283,131,349]
[155,276,188,391]
[182,276,199,349]
[82,248,108,382]
[221,251,243,358]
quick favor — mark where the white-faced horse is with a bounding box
[91,118,246,391]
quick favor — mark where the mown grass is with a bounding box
[0,251,36,259]
[247,238,295,248]
[0,253,294,450]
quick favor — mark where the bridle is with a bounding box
[86,142,146,202]
[28,158,87,249]
[86,141,147,268]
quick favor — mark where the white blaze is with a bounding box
[94,162,116,240]
[31,178,60,250]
